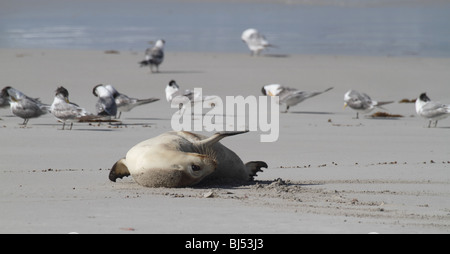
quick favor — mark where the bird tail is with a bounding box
[40,104,51,114]
[374,101,394,111]
[307,87,334,99]
[139,60,149,67]
[446,105,450,113]
[79,108,90,116]
[322,87,334,93]
[376,101,394,107]
[136,98,160,106]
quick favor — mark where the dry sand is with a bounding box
[1,48,450,233]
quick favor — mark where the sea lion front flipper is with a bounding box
[109,158,131,182]
[245,161,268,180]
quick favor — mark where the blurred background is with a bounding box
[0,0,449,57]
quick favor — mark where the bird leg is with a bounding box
[21,118,29,126]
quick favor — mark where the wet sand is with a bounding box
[1,48,450,233]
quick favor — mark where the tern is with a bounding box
[1,86,49,126]
[105,84,159,118]
[344,90,393,119]
[415,93,450,128]
[165,80,218,115]
[50,86,90,130]
[262,84,333,113]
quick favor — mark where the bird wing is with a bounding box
[96,97,117,116]
[114,94,132,108]
[422,101,450,114]
[149,47,164,64]
[183,89,200,101]
[249,32,269,46]
[52,102,89,119]
[345,91,372,110]
[278,86,333,105]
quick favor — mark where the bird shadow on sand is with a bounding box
[152,70,205,75]
[117,123,157,127]
[263,54,290,58]
[31,123,64,128]
[124,117,170,121]
[73,128,115,132]
[26,123,117,131]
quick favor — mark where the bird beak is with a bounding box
[343,103,348,109]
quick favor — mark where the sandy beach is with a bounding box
[1,48,450,234]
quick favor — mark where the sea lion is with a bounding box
[109,130,267,187]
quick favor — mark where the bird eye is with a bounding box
[191,165,201,172]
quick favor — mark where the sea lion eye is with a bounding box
[191,164,201,171]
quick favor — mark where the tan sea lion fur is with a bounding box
[109,131,267,187]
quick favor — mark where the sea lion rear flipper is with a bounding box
[109,158,130,182]
[196,130,249,147]
[245,161,268,180]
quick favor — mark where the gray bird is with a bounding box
[1,86,50,126]
[165,80,200,103]
[165,80,218,115]
[93,84,117,118]
[262,84,334,113]
[104,84,159,118]
[139,39,165,73]
[344,90,393,119]
[50,86,90,130]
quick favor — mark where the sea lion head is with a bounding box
[111,135,221,187]
[133,149,218,188]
